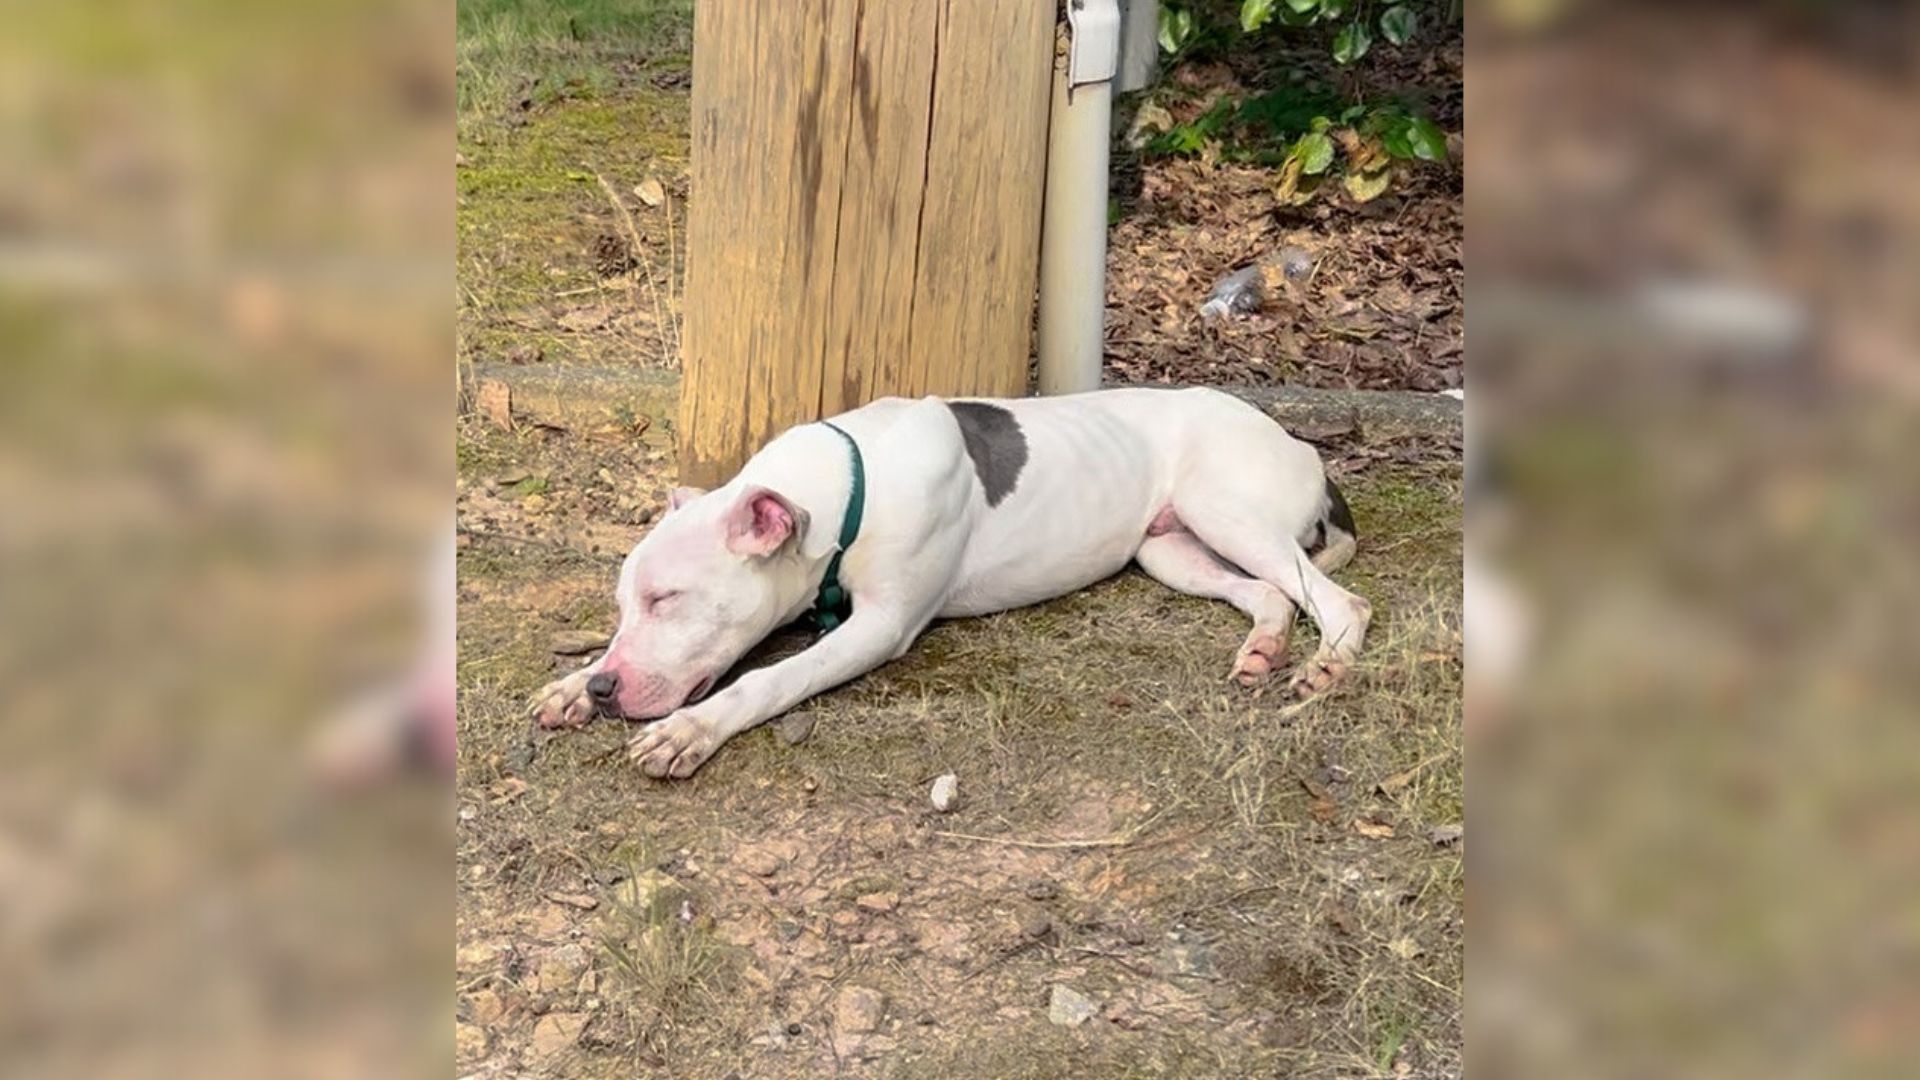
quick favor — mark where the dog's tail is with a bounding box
[1302,477,1357,573]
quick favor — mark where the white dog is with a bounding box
[532,387,1368,778]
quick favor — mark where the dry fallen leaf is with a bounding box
[1376,766,1420,797]
[1325,902,1358,937]
[1377,753,1446,796]
[476,378,514,431]
[488,777,528,804]
[634,176,666,207]
[545,891,600,911]
[1352,818,1395,840]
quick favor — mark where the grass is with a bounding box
[456,0,692,123]
[456,458,1464,1077]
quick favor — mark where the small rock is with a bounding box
[834,985,886,1034]
[739,850,782,878]
[545,891,599,911]
[1430,823,1464,847]
[1020,910,1053,939]
[550,630,610,656]
[456,940,506,972]
[454,151,469,168]
[1106,1000,1148,1030]
[856,891,900,913]
[777,712,816,746]
[1159,934,1215,978]
[929,773,960,812]
[504,741,537,774]
[634,176,666,207]
[456,1021,488,1060]
[1048,984,1098,1027]
[521,493,549,514]
[775,920,803,942]
[537,944,590,992]
[531,1012,588,1059]
[1024,878,1059,901]
[786,1021,804,1037]
[466,988,506,1026]
[1119,921,1150,946]
[609,870,690,923]
[524,904,573,942]
[476,378,514,431]
[506,343,543,365]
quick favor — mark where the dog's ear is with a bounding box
[723,486,807,557]
[667,486,706,512]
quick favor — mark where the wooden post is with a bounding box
[678,0,1056,487]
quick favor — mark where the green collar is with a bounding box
[809,421,865,632]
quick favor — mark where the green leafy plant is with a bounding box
[1159,5,1197,54]
[1143,86,1448,206]
[1161,0,1436,65]
[1146,2,1455,205]
[1379,5,1418,46]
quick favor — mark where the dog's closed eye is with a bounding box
[644,590,681,613]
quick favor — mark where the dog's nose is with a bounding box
[587,672,618,702]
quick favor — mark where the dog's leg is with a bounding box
[1136,531,1299,686]
[529,666,599,730]
[627,603,922,778]
[1178,508,1372,697]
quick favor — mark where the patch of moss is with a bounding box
[457,92,689,314]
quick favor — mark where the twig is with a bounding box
[935,810,1164,850]
[663,191,680,363]
[1181,882,1284,917]
[593,172,672,366]
[933,832,1139,850]
[555,279,627,298]
[959,938,1044,984]
[1068,946,1156,977]
[458,526,623,564]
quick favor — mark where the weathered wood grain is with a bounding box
[679,0,1055,486]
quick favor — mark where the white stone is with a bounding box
[930,774,960,813]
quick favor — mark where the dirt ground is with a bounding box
[457,10,1462,1077]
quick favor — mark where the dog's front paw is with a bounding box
[530,670,596,730]
[627,711,720,779]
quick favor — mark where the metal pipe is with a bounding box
[1035,41,1114,396]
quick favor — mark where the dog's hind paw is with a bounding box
[1231,628,1290,687]
[1287,653,1350,699]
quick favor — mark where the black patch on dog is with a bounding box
[1324,478,1356,538]
[946,401,1028,507]
[1304,478,1356,556]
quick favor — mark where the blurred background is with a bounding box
[0,2,451,1077]
[3,0,1917,1076]
[1471,1,1920,1077]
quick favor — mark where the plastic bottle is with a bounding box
[1199,266,1263,321]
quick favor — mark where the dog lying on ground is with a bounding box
[531,387,1369,778]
